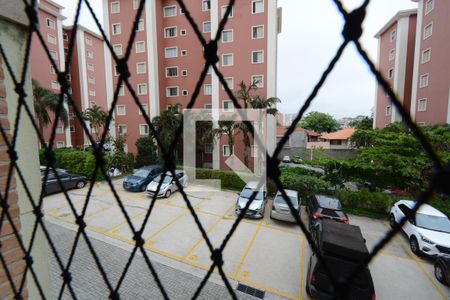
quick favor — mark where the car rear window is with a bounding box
[317,196,342,210]
[274,195,298,208]
[319,208,345,218]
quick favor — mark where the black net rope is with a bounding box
[0,0,449,299]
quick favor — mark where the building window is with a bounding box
[89,89,96,96]
[181,50,187,56]
[112,23,121,35]
[70,125,75,133]
[63,33,68,41]
[116,105,126,116]
[222,145,232,156]
[204,84,212,95]
[418,98,427,111]
[251,75,264,88]
[421,48,431,64]
[47,34,57,45]
[166,86,179,97]
[46,18,55,29]
[204,143,213,154]
[222,53,234,66]
[118,85,125,96]
[117,124,127,135]
[423,23,433,39]
[163,6,177,17]
[252,0,264,14]
[252,51,264,64]
[425,0,434,14]
[182,90,189,96]
[251,145,258,158]
[88,76,95,84]
[390,30,396,42]
[50,65,56,74]
[87,63,94,71]
[135,41,145,53]
[223,77,234,90]
[64,47,69,54]
[166,67,178,77]
[180,29,187,36]
[223,100,233,112]
[136,62,146,74]
[385,105,391,116]
[114,65,119,76]
[202,0,211,11]
[86,50,94,59]
[56,141,65,149]
[139,124,149,135]
[137,19,144,32]
[89,101,97,108]
[388,68,394,79]
[49,51,58,60]
[137,83,147,95]
[204,104,212,111]
[222,30,233,43]
[417,122,426,126]
[252,25,264,39]
[389,49,395,61]
[165,26,177,38]
[139,104,148,115]
[419,74,429,88]
[85,37,93,45]
[181,70,187,76]
[165,47,178,58]
[113,44,123,56]
[221,5,233,18]
[51,81,60,90]
[56,126,64,134]
[133,0,140,10]
[111,1,120,13]
[203,21,211,33]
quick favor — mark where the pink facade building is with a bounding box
[103,0,280,169]
[374,0,450,128]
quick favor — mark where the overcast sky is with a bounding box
[54,0,417,119]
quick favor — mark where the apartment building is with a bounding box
[374,0,450,128]
[103,0,280,169]
[30,0,71,148]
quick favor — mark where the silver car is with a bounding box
[270,189,300,222]
[235,181,267,219]
[146,170,188,198]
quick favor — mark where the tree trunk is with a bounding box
[243,130,250,167]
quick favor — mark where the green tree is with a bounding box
[348,116,373,130]
[111,134,129,172]
[135,136,158,167]
[32,79,68,147]
[298,111,340,133]
[82,104,109,143]
[151,104,183,162]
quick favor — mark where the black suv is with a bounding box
[306,195,348,229]
[306,219,376,300]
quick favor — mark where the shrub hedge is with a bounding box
[195,168,247,191]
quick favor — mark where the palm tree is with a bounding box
[82,104,109,143]
[202,120,239,158]
[32,79,68,147]
[151,104,183,161]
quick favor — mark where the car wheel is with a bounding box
[410,236,421,256]
[165,190,171,198]
[434,262,447,285]
[389,214,397,228]
[141,185,146,192]
[76,181,86,189]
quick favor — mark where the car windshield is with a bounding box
[154,174,173,184]
[416,213,450,233]
[133,169,150,178]
[240,188,264,200]
[274,195,298,208]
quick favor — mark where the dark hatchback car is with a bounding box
[306,219,376,300]
[435,255,450,286]
[123,165,163,192]
[306,195,348,229]
[41,169,86,195]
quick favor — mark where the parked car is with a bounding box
[292,156,302,164]
[282,155,291,163]
[123,165,163,192]
[306,195,349,229]
[235,181,267,219]
[434,255,450,286]
[270,189,300,222]
[389,200,450,256]
[146,170,188,198]
[41,169,86,195]
[306,219,376,299]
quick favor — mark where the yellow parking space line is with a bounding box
[384,222,447,299]
[299,234,305,300]
[377,250,414,261]
[182,203,236,260]
[104,211,148,235]
[232,219,264,279]
[236,277,298,300]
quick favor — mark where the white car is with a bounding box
[282,155,291,163]
[389,200,450,256]
[146,170,188,198]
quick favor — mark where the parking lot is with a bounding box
[43,180,450,300]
